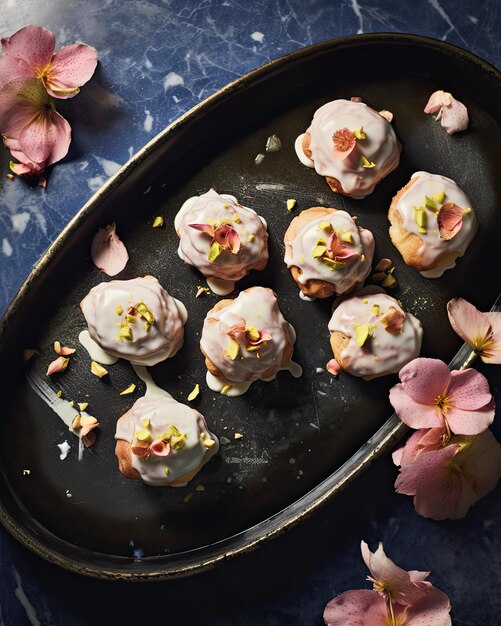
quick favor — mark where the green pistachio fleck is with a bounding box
[361,155,376,168]
[413,207,427,229]
[208,241,223,262]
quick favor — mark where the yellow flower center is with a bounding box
[35,63,52,87]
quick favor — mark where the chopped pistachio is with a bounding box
[184,493,193,503]
[312,245,327,259]
[232,213,242,224]
[208,241,223,262]
[220,218,232,225]
[341,231,353,243]
[225,338,240,360]
[152,216,164,228]
[204,438,216,448]
[56,390,63,398]
[353,127,366,140]
[196,286,211,298]
[246,326,260,341]
[91,361,108,378]
[413,207,427,228]
[135,428,151,442]
[432,191,446,204]
[195,484,205,492]
[286,199,296,211]
[322,257,347,270]
[144,322,151,332]
[223,203,230,208]
[164,466,170,475]
[171,435,186,450]
[425,195,437,210]
[299,254,305,263]
[247,234,255,242]
[120,383,136,395]
[246,344,260,352]
[371,304,380,316]
[6,173,14,181]
[72,415,81,430]
[169,425,182,437]
[360,254,365,262]
[22,469,30,476]
[221,384,232,394]
[78,402,89,412]
[141,418,150,428]
[361,298,368,304]
[463,207,472,215]
[115,305,123,316]
[361,155,376,168]
[187,383,200,401]
[417,227,427,234]
[119,325,133,341]
[199,432,206,440]
[126,314,136,323]
[382,274,397,289]
[80,414,98,426]
[135,301,155,324]
[318,220,333,233]
[234,433,243,440]
[69,401,75,407]
[355,324,371,347]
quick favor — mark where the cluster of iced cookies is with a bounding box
[76,91,475,488]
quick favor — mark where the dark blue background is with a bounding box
[0,1,500,624]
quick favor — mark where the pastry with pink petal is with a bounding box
[295,98,401,198]
[283,206,374,298]
[115,394,219,486]
[424,90,468,134]
[388,172,478,277]
[328,287,423,380]
[175,189,269,296]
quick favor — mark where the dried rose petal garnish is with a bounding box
[328,232,359,263]
[379,306,405,335]
[437,202,464,240]
[47,356,69,375]
[332,127,356,160]
[424,90,468,134]
[54,340,76,355]
[326,358,341,377]
[91,223,129,276]
[190,222,241,261]
[225,320,271,353]
[149,439,171,457]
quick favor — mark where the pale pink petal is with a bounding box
[437,203,463,240]
[389,384,444,429]
[214,225,241,253]
[0,55,33,84]
[131,445,149,457]
[378,109,393,122]
[444,401,495,436]
[481,312,501,363]
[455,430,501,503]
[149,439,171,457]
[226,321,246,338]
[379,306,405,335]
[401,587,452,626]
[323,589,387,626]
[0,78,46,139]
[1,25,55,69]
[439,99,469,134]
[332,128,356,160]
[46,356,70,375]
[447,368,492,410]
[46,43,98,99]
[447,298,492,352]
[328,233,359,263]
[424,90,451,114]
[189,223,215,235]
[80,422,99,437]
[91,223,129,276]
[361,541,430,606]
[398,358,451,405]
[326,358,341,377]
[54,342,76,356]
[350,96,363,102]
[392,428,445,467]
[18,107,71,165]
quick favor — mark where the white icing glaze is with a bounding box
[200,287,302,392]
[26,367,80,433]
[295,134,314,167]
[78,330,119,365]
[80,276,185,366]
[115,393,218,486]
[131,363,173,399]
[206,371,251,397]
[284,210,374,294]
[299,291,316,302]
[58,440,71,460]
[328,287,423,379]
[175,189,269,283]
[395,171,478,277]
[304,99,401,197]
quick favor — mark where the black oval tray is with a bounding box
[0,33,500,580]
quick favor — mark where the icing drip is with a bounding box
[131,364,173,399]
[200,287,302,394]
[80,276,185,366]
[328,287,423,379]
[115,394,218,486]
[295,134,314,167]
[304,99,401,197]
[395,171,478,277]
[175,189,269,284]
[78,330,119,365]
[284,210,374,294]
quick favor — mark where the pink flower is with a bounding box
[389,358,495,436]
[447,298,501,364]
[392,428,445,467]
[332,127,356,160]
[0,25,98,99]
[189,222,240,253]
[424,90,468,134]
[90,223,129,276]
[323,542,451,626]
[395,429,501,520]
[0,77,72,177]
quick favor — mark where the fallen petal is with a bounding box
[91,223,129,276]
[54,340,76,356]
[440,98,469,134]
[326,359,341,377]
[423,90,451,114]
[379,109,393,122]
[47,356,69,375]
[437,203,463,240]
[379,306,405,334]
[80,421,99,437]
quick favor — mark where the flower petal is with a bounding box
[437,203,463,240]
[379,306,405,335]
[439,99,469,134]
[18,106,71,165]
[91,223,129,276]
[323,589,387,626]
[403,587,452,626]
[1,25,55,69]
[392,428,445,467]
[447,368,493,411]
[149,439,171,457]
[189,223,215,235]
[46,356,70,375]
[378,109,393,122]
[447,298,492,352]
[46,43,98,99]
[328,233,359,263]
[0,55,33,85]
[389,384,444,429]
[332,127,356,160]
[443,401,495,436]
[326,358,341,377]
[226,321,247,338]
[0,78,48,140]
[481,312,501,363]
[398,358,451,405]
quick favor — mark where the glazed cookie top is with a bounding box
[81,276,185,366]
[304,99,401,198]
[394,171,478,277]
[284,209,374,294]
[200,287,296,383]
[175,189,269,290]
[328,287,423,379]
[115,394,218,486]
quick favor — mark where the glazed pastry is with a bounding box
[295,98,401,198]
[284,206,375,298]
[388,171,478,278]
[200,286,302,396]
[115,394,218,486]
[80,276,186,366]
[175,189,269,295]
[328,287,423,380]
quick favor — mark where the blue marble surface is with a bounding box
[0,1,500,624]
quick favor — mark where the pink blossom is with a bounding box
[392,428,445,467]
[447,298,501,364]
[395,429,501,520]
[90,223,129,276]
[0,25,97,99]
[424,90,468,134]
[389,358,495,436]
[0,77,71,173]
